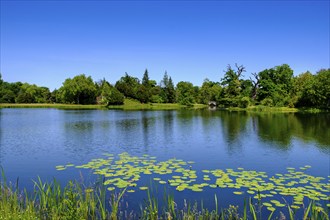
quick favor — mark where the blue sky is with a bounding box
[1,1,329,90]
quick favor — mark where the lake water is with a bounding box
[1,108,329,217]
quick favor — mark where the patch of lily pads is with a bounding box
[56,152,329,212]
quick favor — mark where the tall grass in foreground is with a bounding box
[1,172,329,219]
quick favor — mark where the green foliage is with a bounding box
[176,81,195,106]
[0,65,328,108]
[160,72,176,103]
[99,81,124,105]
[198,79,222,104]
[292,71,314,107]
[0,82,18,103]
[15,84,51,103]
[0,81,51,104]
[239,96,251,108]
[311,69,330,108]
[1,164,329,220]
[142,69,150,87]
[221,64,246,98]
[115,73,140,100]
[260,98,274,107]
[257,64,294,107]
[58,74,97,104]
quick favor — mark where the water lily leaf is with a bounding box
[267,207,276,212]
[107,187,115,191]
[263,202,272,207]
[290,205,300,209]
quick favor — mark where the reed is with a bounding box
[1,170,329,220]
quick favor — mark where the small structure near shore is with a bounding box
[208,101,217,108]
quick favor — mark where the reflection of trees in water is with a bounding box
[64,121,95,157]
[219,111,249,154]
[294,113,330,147]
[252,113,330,152]
[0,110,3,163]
[220,111,249,141]
[141,111,156,151]
[254,113,294,148]
[163,111,175,146]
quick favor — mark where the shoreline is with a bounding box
[0,102,327,113]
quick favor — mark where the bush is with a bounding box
[239,97,250,108]
[260,98,274,107]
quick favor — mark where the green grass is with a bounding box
[245,105,298,112]
[1,170,329,220]
[107,98,207,110]
[0,103,106,110]
[0,101,327,112]
[0,99,207,110]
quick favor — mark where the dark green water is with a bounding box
[0,108,329,216]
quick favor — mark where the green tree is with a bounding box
[99,81,124,105]
[139,69,151,103]
[115,73,140,100]
[136,85,150,103]
[257,64,294,107]
[58,74,97,104]
[219,64,246,107]
[142,69,150,87]
[311,69,330,108]
[160,72,176,103]
[3,82,23,103]
[176,81,195,106]
[198,79,222,104]
[0,76,21,103]
[292,71,314,107]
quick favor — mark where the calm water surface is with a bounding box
[1,108,329,214]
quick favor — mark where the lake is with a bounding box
[1,108,329,217]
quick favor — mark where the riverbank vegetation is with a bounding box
[1,174,329,220]
[1,64,329,110]
[0,99,207,110]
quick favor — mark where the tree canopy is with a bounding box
[1,66,329,109]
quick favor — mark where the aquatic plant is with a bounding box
[55,152,330,217]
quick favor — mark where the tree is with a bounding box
[58,74,97,104]
[292,71,314,107]
[219,64,247,107]
[250,73,260,100]
[115,73,140,100]
[176,81,195,106]
[198,79,222,104]
[14,83,51,103]
[142,69,150,87]
[139,69,151,103]
[311,69,330,108]
[167,77,176,103]
[257,64,294,107]
[221,64,246,97]
[99,81,124,105]
[160,71,176,103]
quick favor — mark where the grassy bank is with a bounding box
[1,175,329,220]
[0,99,207,111]
[0,101,327,112]
[0,103,106,110]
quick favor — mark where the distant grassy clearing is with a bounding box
[0,99,207,110]
[0,100,325,112]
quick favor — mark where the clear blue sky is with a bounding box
[1,1,329,90]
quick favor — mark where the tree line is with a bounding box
[0,64,329,108]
